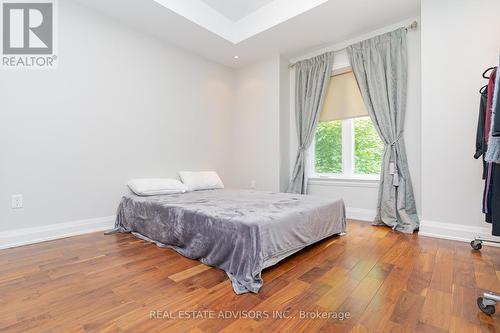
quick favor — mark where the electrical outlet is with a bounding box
[250,180,256,189]
[11,194,23,209]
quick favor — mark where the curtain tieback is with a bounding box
[389,162,400,187]
[389,134,402,146]
[299,146,307,151]
[388,134,402,187]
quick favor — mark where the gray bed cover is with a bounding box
[113,189,346,294]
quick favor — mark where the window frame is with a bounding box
[309,117,381,181]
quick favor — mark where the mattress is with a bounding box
[113,189,346,294]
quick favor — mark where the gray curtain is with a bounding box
[347,28,419,233]
[287,52,334,194]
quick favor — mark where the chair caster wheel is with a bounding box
[478,297,496,315]
[471,240,482,251]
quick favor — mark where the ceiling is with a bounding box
[74,0,420,68]
[200,0,274,21]
[150,0,329,43]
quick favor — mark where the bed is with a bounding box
[112,189,346,294]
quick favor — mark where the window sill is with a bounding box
[308,176,379,188]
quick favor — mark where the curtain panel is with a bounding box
[287,52,334,194]
[347,28,419,233]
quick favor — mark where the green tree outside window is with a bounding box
[314,117,383,176]
[314,121,342,173]
[354,117,383,175]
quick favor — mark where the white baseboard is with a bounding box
[419,220,500,246]
[345,211,500,246]
[0,216,115,250]
[346,207,376,222]
[3,213,496,250]
[0,207,375,250]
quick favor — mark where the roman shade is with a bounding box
[319,68,368,122]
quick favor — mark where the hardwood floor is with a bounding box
[1,220,500,332]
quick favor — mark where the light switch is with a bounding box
[11,194,23,209]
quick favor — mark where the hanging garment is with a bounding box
[489,164,500,236]
[475,91,488,159]
[485,67,497,144]
[492,69,500,137]
[478,89,491,220]
[475,90,489,179]
[490,65,500,235]
[484,162,494,216]
[485,62,500,162]
[475,92,488,159]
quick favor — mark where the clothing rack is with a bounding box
[472,65,500,253]
[472,63,500,315]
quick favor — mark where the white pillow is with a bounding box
[179,171,224,191]
[127,178,187,196]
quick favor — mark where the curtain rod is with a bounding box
[288,21,418,69]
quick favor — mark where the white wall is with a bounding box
[289,18,422,220]
[227,56,282,191]
[5,0,497,247]
[420,0,500,239]
[0,1,234,232]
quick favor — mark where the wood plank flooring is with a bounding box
[1,220,500,332]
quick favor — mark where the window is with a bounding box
[310,67,383,179]
[312,117,383,178]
